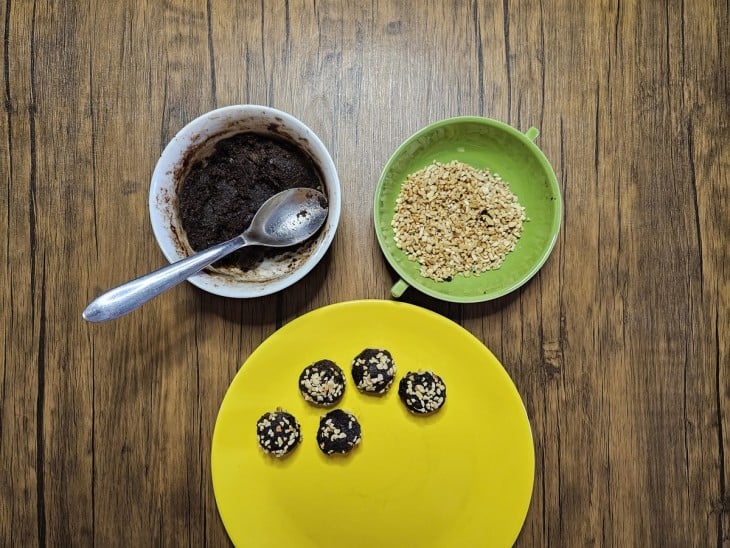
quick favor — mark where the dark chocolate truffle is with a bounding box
[316,409,362,455]
[298,360,346,406]
[256,409,302,457]
[351,348,397,394]
[398,370,446,414]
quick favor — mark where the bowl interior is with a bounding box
[374,117,561,303]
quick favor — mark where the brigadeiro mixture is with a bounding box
[351,348,397,395]
[255,409,302,458]
[316,409,362,455]
[178,132,323,271]
[398,370,447,415]
[299,359,346,407]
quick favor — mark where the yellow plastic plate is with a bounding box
[211,300,534,547]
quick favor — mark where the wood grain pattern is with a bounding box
[1,0,727,546]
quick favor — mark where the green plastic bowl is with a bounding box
[374,116,561,303]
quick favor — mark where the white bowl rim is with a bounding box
[148,104,341,298]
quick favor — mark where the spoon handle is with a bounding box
[82,235,247,323]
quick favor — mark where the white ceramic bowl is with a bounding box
[149,105,341,298]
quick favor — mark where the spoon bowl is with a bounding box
[247,188,329,247]
[83,188,328,323]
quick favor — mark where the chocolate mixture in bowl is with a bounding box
[177,132,324,271]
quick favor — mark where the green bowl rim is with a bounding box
[373,115,563,303]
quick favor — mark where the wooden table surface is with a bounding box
[2,1,728,546]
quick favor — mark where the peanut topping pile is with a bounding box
[392,160,526,281]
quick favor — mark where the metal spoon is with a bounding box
[82,188,328,323]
